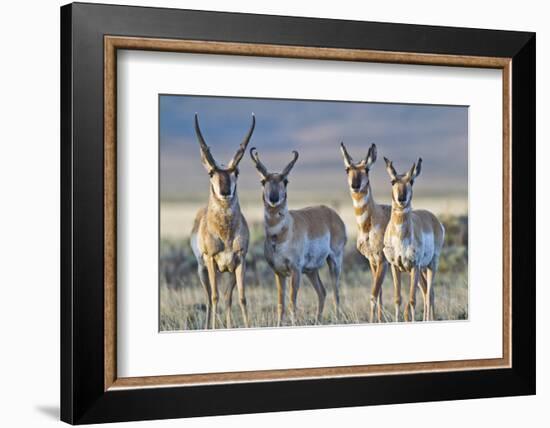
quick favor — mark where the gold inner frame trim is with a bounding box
[104,35,512,391]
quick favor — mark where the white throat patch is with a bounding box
[352,193,370,208]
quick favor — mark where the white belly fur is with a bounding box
[302,236,331,271]
[385,230,436,270]
[266,235,332,275]
[190,234,201,263]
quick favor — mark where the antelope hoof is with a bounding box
[211,313,217,329]
[333,304,340,323]
[226,313,232,329]
[370,297,378,323]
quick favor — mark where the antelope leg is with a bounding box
[197,264,211,330]
[391,264,402,322]
[372,262,387,323]
[327,254,342,320]
[235,260,249,328]
[289,269,301,326]
[205,257,218,329]
[225,274,236,328]
[407,267,419,322]
[275,273,286,327]
[306,270,327,324]
[426,266,436,321]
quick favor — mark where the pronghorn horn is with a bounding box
[384,157,398,181]
[365,143,377,169]
[249,147,268,178]
[282,151,299,177]
[194,114,218,172]
[229,114,256,169]
[340,142,353,167]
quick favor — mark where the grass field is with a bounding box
[159,201,468,331]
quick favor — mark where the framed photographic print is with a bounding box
[60,2,535,424]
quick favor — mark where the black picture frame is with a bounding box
[61,2,535,424]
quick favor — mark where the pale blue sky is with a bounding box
[160,95,468,200]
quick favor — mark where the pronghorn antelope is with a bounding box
[340,142,392,322]
[382,157,445,321]
[250,148,347,326]
[190,113,255,329]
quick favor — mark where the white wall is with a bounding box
[0,0,545,427]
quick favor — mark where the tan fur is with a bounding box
[190,114,255,329]
[341,142,391,322]
[263,203,347,325]
[250,148,346,325]
[289,206,347,247]
[194,197,249,269]
[191,190,251,330]
[383,157,445,322]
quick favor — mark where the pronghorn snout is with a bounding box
[351,177,361,192]
[268,190,279,204]
[219,180,232,197]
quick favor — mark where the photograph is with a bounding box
[159,95,469,331]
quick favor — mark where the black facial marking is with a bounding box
[218,171,232,196]
[269,188,279,204]
[351,172,361,191]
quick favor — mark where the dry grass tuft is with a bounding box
[160,216,468,331]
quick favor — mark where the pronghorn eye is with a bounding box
[283,179,289,186]
[208,170,215,177]
[260,179,266,186]
[391,180,397,185]
[345,167,350,173]
[234,169,239,177]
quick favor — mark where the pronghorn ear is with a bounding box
[409,157,422,183]
[340,142,353,168]
[365,143,377,169]
[197,151,217,176]
[384,157,398,181]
